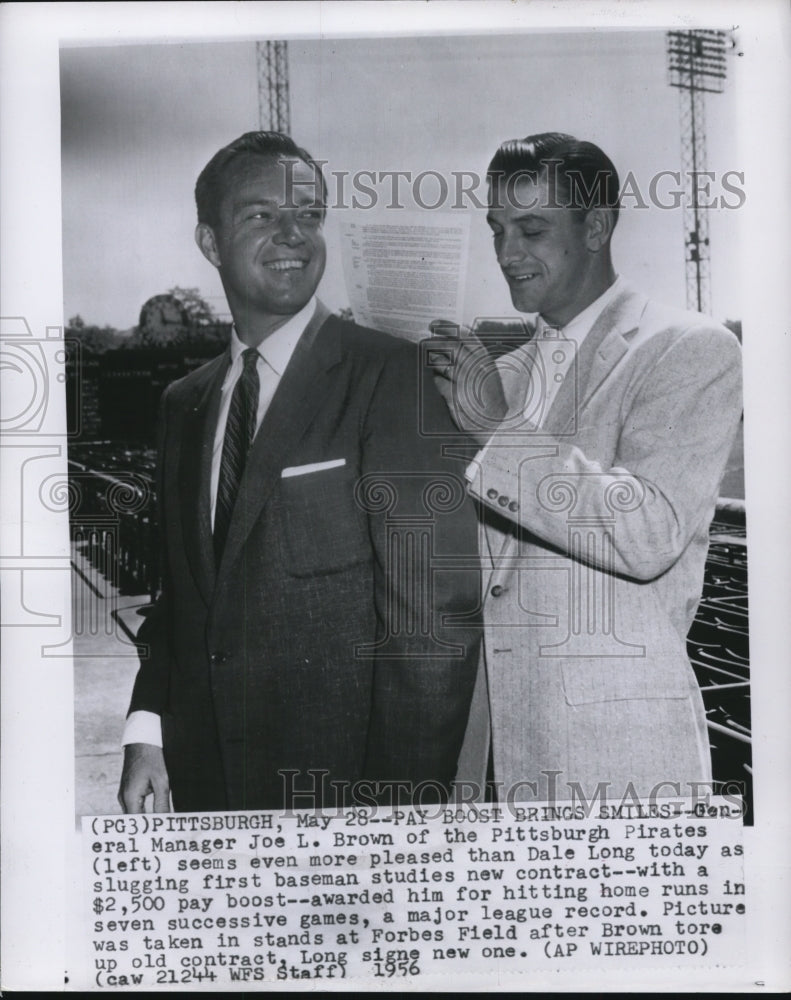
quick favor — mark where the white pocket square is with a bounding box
[281,459,346,478]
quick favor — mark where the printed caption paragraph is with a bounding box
[83,798,745,988]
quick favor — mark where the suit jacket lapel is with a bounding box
[215,302,341,584]
[544,282,647,436]
[180,351,228,605]
[483,284,648,577]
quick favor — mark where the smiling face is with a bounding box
[196,154,326,341]
[487,173,612,328]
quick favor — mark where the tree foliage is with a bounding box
[68,287,232,354]
[66,315,124,354]
[166,286,217,326]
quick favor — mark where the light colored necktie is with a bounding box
[536,316,561,340]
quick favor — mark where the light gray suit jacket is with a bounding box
[455,281,743,804]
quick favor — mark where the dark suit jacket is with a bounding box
[129,304,481,811]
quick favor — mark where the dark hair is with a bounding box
[194,131,327,227]
[487,132,620,224]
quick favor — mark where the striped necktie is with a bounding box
[214,347,260,561]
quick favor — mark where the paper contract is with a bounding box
[339,211,471,340]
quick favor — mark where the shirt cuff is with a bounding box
[122,710,163,748]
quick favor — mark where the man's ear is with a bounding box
[195,223,222,268]
[584,207,616,253]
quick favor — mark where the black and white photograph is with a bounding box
[62,25,751,815]
[1,1,790,992]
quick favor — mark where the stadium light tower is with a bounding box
[256,40,290,132]
[666,30,728,314]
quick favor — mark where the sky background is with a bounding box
[60,31,743,331]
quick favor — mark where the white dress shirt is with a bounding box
[122,297,317,749]
[209,299,316,526]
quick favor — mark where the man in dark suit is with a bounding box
[118,131,481,813]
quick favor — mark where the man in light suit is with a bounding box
[432,133,743,804]
[118,131,481,813]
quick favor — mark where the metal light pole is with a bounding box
[666,30,728,314]
[256,40,290,133]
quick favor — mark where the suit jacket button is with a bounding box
[487,488,498,500]
[490,585,504,597]
[497,495,509,507]
[508,500,519,512]
[210,651,226,665]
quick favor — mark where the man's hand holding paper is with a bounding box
[428,319,507,447]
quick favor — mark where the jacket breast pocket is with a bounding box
[277,466,371,577]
